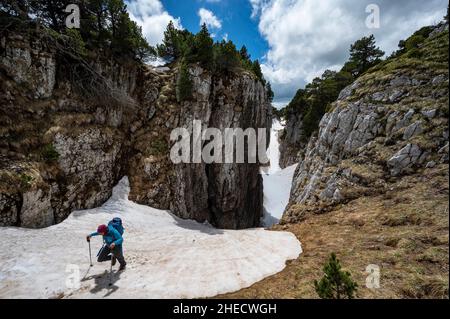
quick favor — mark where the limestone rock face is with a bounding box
[387,144,424,176]
[279,110,307,168]
[0,193,21,226]
[0,33,271,229]
[20,188,54,228]
[185,66,269,228]
[1,34,56,98]
[131,66,271,229]
[283,26,449,223]
[51,128,125,222]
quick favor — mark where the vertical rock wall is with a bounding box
[0,32,271,229]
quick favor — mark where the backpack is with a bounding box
[108,217,124,235]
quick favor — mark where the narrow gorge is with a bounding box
[0,0,448,300]
[0,23,303,298]
[225,22,449,299]
[0,30,271,230]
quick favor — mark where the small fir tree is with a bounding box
[314,253,358,299]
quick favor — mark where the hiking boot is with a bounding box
[111,256,117,266]
[118,264,126,271]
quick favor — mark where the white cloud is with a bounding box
[126,0,182,46]
[249,0,270,19]
[198,8,222,29]
[251,0,447,101]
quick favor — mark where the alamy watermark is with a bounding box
[366,4,380,29]
[65,264,81,289]
[170,120,269,164]
[65,4,80,29]
[365,264,380,289]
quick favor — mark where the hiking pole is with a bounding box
[109,250,114,286]
[88,240,93,267]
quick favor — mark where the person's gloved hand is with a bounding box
[110,243,115,249]
[86,235,91,242]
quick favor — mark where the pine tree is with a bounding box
[1,0,29,19]
[251,60,265,84]
[349,34,384,76]
[157,21,181,60]
[29,0,71,30]
[191,23,214,69]
[106,0,125,38]
[240,45,250,60]
[176,62,193,102]
[84,0,108,43]
[314,253,358,299]
[213,40,240,73]
[239,45,253,70]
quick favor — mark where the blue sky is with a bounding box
[127,0,447,106]
[161,0,268,61]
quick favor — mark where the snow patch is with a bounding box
[265,119,284,174]
[146,57,168,68]
[261,119,297,227]
[261,165,298,227]
[0,177,301,299]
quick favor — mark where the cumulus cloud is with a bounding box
[126,0,182,46]
[251,0,447,102]
[198,8,222,29]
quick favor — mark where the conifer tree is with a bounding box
[314,253,358,299]
[239,45,250,60]
[213,40,240,72]
[157,20,181,60]
[349,34,384,76]
[191,23,214,69]
[176,61,193,102]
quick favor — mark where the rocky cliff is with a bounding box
[223,23,449,299]
[282,23,449,223]
[278,107,307,168]
[0,30,271,229]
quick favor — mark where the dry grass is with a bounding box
[217,165,449,299]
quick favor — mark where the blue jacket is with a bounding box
[90,225,123,246]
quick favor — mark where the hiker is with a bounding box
[87,221,127,271]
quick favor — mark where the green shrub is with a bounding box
[186,23,214,69]
[405,35,426,51]
[413,26,434,39]
[213,40,241,73]
[157,22,267,83]
[65,28,87,57]
[148,138,168,156]
[19,174,34,189]
[314,253,358,299]
[176,62,193,102]
[41,144,60,162]
[406,48,423,59]
[8,0,155,62]
[325,102,335,113]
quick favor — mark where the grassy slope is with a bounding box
[218,27,449,299]
[219,164,448,299]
